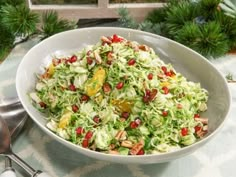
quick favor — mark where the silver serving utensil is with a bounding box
[0,108,51,177]
[0,98,28,177]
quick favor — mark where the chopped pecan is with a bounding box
[109,150,119,155]
[101,36,112,44]
[129,140,144,155]
[109,144,116,150]
[139,45,150,51]
[195,117,208,125]
[52,58,61,66]
[121,140,133,148]
[94,51,102,64]
[115,130,127,141]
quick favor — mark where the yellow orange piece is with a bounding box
[112,99,134,113]
[48,63,55,76]
[58,112,72,129]
[85,67,106,96]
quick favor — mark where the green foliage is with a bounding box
[40,11,77,40]
[145,7,167,24]
[198,0,221,20]
[0,0,24,6]
[0,23,15,61]
[215,11,236,49]
[165,1,199,37]
[118,7,138,29]
[0,4,39,37]
[175,22,229,58]
[118,0,236,58]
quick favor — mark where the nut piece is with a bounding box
[94,51,102,64]
[195,117,208,125]
[129,140,144,155]
[109,150,119,155]
[115,130,127,141]
[121,140,133,148]
[101,36,112,44]
[138,45,150,51]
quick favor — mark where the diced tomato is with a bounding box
[162,86,169,94]
[82,139,89,148]
[112,34,123,43]
[181,127,188,136]
[162,110,168,117]
[121,112,130,119]
[147,73,153,80]
[81,94,89,102]
[87,57,93,65]
[76,127,84,135]
[130,121,138,129]
[39,101,47,108]
[194,126,202,133]
[161,66,167,73]
[116,82,124,89]
[93,115,100,123]
[72,105,79,112]
[137,148,145,155]
[68,84,76,91]
[85,131,93,139]
[69,55,77,63]
[127,59,136,66]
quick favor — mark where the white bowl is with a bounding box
[16,27,231,164]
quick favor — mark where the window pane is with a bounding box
[31,0,98,5]
[109,0,166,3]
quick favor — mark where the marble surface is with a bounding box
[0,37,236,177]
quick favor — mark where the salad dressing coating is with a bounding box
[30,34,209,155]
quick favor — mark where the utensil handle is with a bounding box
[7,153,52,177]
[0,169,16,177]
[8,152,36,176]
[35,172,52,177]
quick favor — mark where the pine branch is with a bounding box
[165,1,199,37]
[214,11,236,49]
[0,22,15,60]
[0,0,24,6]
[145,7,167,24]
[118,7,138,29]
[198,0,222,20]
[175,21,229,58]
[40,11,77,40]
[0,4,39,37]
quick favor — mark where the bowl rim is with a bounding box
[15,27,232,162]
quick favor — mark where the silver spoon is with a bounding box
[0,117,51,177]
[0,98,28,177]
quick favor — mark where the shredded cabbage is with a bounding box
[30,34,209,155]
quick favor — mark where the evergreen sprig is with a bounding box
[165,1,199,37]
[0,4,39,37]
[40,11,77,40]
[118,0,236,58]
[215,11,236,49]
[0,23,15,61]
[0,0,24,6]
[175,21,229,57]
[118,7,138,29]
[198,0,221,20]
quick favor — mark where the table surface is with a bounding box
[0,36,236,177]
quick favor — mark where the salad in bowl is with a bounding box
[29,34,209,156]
